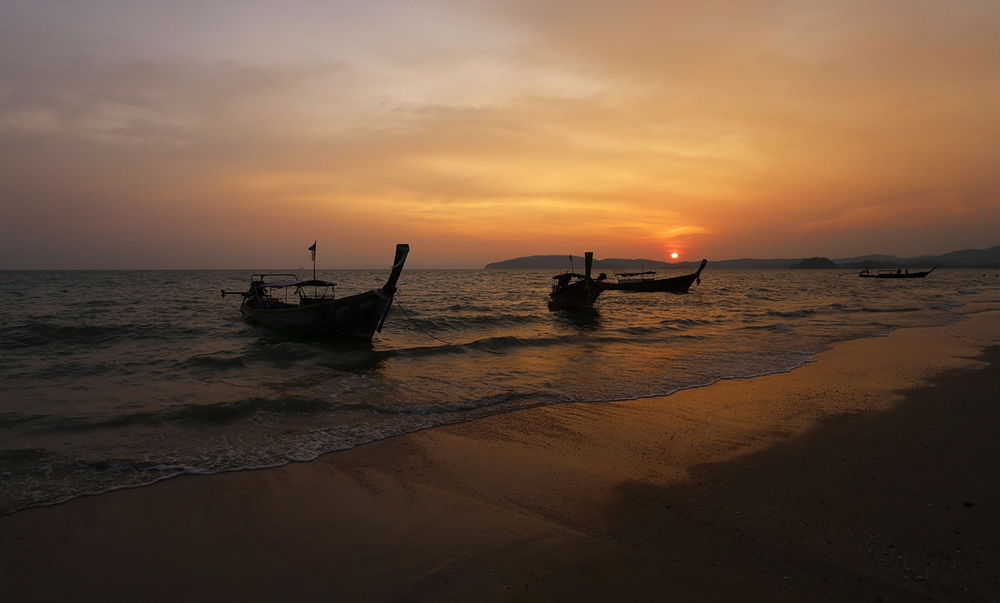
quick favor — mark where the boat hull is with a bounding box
[858,267,935,279]
[603,272,700,292]
[858,273,931,279]
[548,280,604,310]
[605,259,708,293]
[241,289,394,339]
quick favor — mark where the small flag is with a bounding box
[308,241,316,262]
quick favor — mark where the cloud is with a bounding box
[798,193,986,233]
[2,0,999,267]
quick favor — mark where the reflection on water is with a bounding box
[551,307,603,331]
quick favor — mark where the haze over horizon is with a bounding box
[3,1,999,269]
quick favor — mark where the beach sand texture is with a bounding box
[3,311,999,602]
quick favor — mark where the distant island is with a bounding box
[484,245,1000,270]
[484,255,682,271]
[789,257,838,269]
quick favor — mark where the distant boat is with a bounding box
[604,259,708,293]
[222,244,409,339]
[549,251,606,310]
[858,266,936,279]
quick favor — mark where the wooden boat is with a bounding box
[548,251,605,310]
[858,266,935,279]
[222,244,409,339]
[604,259,708,293]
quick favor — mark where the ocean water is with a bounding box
[2,267,999,514]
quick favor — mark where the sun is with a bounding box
[670,252,679,259]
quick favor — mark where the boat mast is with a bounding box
[308,241,317,281]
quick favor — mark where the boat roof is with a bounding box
[260,279,336,288]
[552,272,586,279]
[617,271,656,277]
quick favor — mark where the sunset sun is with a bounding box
[670,252,679,259]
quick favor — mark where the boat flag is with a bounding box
[308,241,316,262]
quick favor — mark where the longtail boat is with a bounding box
[604,259,708,293]
[858,266,935,279]
[222,244,409,339]
[548,251,605,310]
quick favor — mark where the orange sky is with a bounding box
[2,0,998,268]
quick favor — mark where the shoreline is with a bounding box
[3,308,970,518]
[3,311,999,601]
[0,317,875,517]
[0,328,912,518]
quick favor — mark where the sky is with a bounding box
[2,0,998,268]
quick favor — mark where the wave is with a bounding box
[659,317,712,327]
[1,319,206,350]
[0,413,48,428]
[388,329,688,359]
[35,396,335,432]
[0,448,54,464]
[388,334,570,358]
[2,322,120,349]
[0,456,193,516]
[394,312,544,333]
[177,353,249,370]
[766,309,817,318]
[75,459,190,474]
[741,323,793,332]
[71,299,121,308]
[178,343,325,371]
[330,391,547,415]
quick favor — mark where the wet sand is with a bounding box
[3,311,999,602]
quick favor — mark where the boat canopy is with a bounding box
[260,279,337,288]
[617,271,656,278]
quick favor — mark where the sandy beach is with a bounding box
[3,310,999,602]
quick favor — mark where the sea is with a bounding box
[2,267,999,514]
